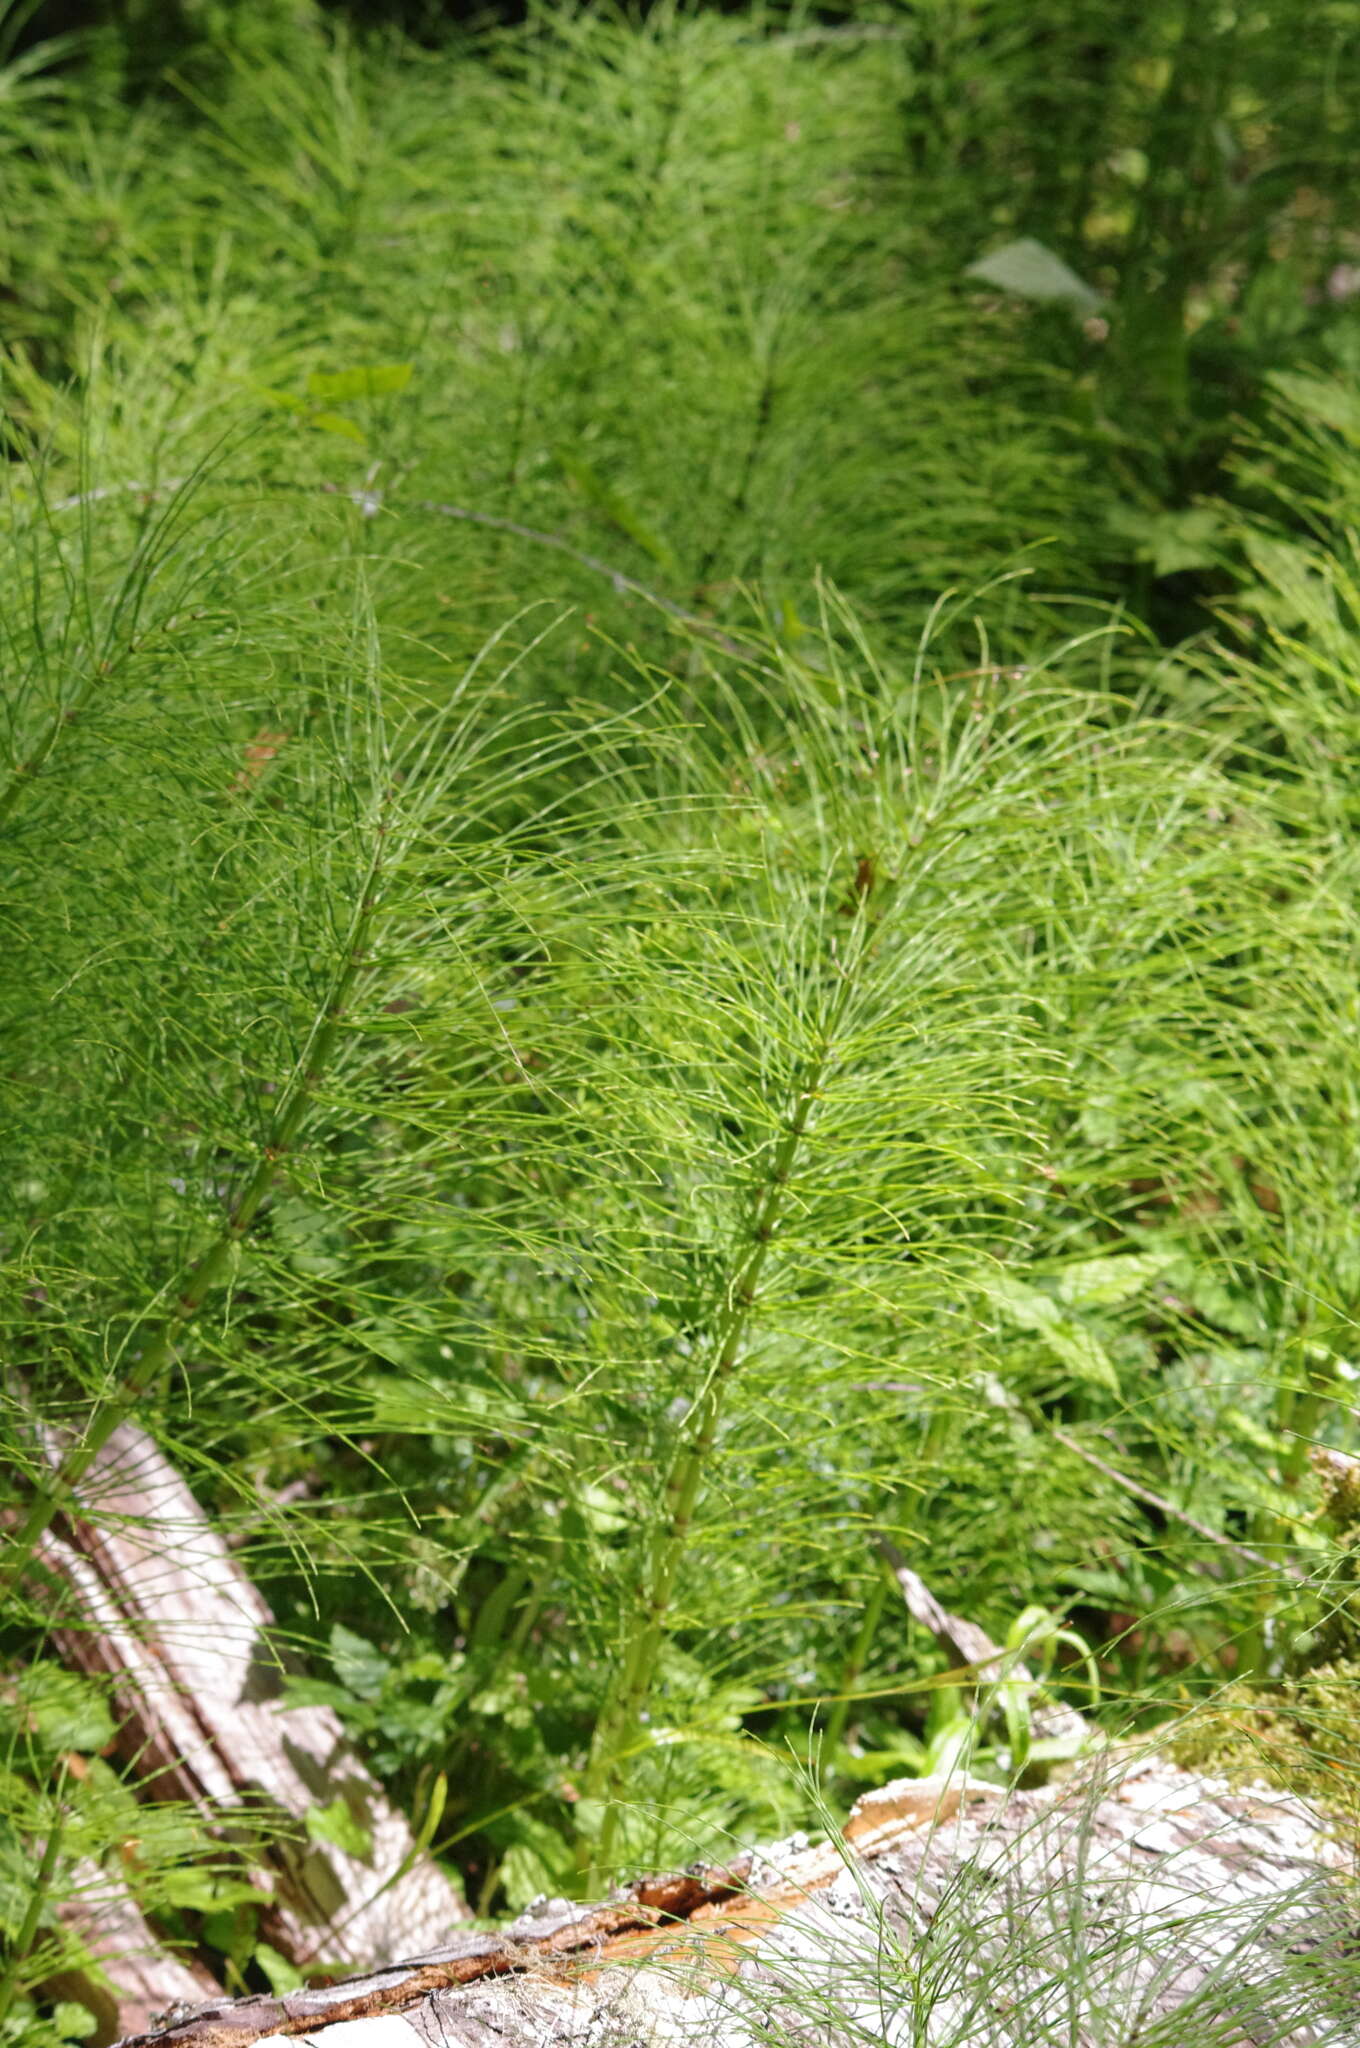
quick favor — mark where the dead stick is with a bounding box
[45,473,761,663]
[1050,1427,1307,1582]
[874,1534,1088,1742]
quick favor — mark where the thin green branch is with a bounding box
[0,1760,67,2025]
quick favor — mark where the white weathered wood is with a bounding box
[42,1425,468,1973]
[116,1756,1359,2048]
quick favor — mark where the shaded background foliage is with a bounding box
[11,0,1360,632]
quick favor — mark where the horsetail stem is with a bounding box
[0,802,390,1603]
[583,892,869,1877]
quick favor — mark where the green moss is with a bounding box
[1172,1665,1360,1846]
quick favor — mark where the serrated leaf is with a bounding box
[1221,1405,1279,1455]
[1055,1252,1176,1310]
[965,238,1103,314]
[306,363,413,401]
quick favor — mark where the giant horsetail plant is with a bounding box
[0,441,651,1613]
[513,589,1347,1873]
[3,436,1356,1908]
[1,635,392,1600]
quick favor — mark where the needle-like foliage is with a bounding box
[3,2,1360,2033]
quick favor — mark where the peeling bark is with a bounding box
[118,1757,1359,2048]
[875,1534,1089,1748]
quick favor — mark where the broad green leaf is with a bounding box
[8,1667,115,1754]
[305,1797,373,1860]
[831,1732,928,1784]
[1107,504,1223,576]
[161,1869,261,1912]
[922,1715,975,1779]
[986,1272,1120,1390]
[574,1481,629,1535]
[1055,1252,1176,1310]
[53,2003,98,2041]
[1160,1256,1265,1339]
[306,363,414,400]
[329,1623,391,1702]
[308,410,368,443]
[355,1368,526,1436]
[202,1902,258,1964]
[487,1809,573,1911]
[255,385,309,416]
[965,238,1103,314]
[277,1676,357,1715]
[401,1652,458,1684]
[498,1837,565,1912]
[255,386,367,441]
[1240,532,1338,630]
[254,1944,305,1996]
[411,1770,448,1857]
[999,1676,1031,1772]
[1268,369,1360,443]
[1056,1565,1134,1602]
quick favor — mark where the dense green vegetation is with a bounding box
[3,0,1360,2034]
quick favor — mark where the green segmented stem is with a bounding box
[584,896,868,1878]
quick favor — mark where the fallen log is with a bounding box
[116,1755,1358,2048]
[36,1424,468,1981]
